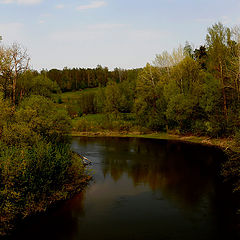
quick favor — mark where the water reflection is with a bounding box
[77,138,217,209]
[6,137,240,240]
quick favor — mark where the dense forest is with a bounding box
[0,22,240,234]
[45,66,140,92]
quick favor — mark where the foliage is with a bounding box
[25,75,60,98]
[222,149,240,193]
[0,93,87,235]
[134,64,166,130]
[0,93,13,135]
[0,46,88,235]
[15,95,71,141]
[0,141,87,234]
[46,66,141,92]
[73,114,137,133]
[0,43,30,104]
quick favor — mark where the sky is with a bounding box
[0,0,239,70]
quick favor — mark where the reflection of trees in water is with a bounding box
[74,137,240,237]
[97,138,220,208]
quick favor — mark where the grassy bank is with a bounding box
[71,131,234,150]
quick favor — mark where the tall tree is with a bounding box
[134,63,166,130]
[0,43,30,104]
[164,57,204,131]
[206,22,232,121]
[154,46,185,78]
[231,26,240,100]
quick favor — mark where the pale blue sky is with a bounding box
[0,0,239,70]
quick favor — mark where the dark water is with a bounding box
[6,137,240,240]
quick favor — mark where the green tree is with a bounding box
[199,73,224,136]
[194,45,208,70]
[164,57,204,132]
[104,81,121,113]
[0,93,13,138]
[134,63,166,130]
[206,22,233,122]
[15,95,71,142]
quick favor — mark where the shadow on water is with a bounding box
[5,137,240,240]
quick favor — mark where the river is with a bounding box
[6,137,240,240]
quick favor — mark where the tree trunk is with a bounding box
[12,76,16,105]
[220,63,228,121]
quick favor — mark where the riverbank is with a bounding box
[71,131,235,150]
[72,131,240,198]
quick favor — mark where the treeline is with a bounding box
[45,66,140,92]
[70,23,240,139]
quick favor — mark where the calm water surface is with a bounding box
[7,137,240,240]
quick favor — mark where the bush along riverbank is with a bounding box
[221,143,240,213]
[0,95,91,236]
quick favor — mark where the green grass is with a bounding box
[73,113,135,122]
[72,113,141,133]
[61,88,99,101]
[60,88,102,118]
[72,114,105,127]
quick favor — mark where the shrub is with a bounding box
[234,129,240,147]
[0,141,87,235]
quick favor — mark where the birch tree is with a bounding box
[0,43,30,104]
